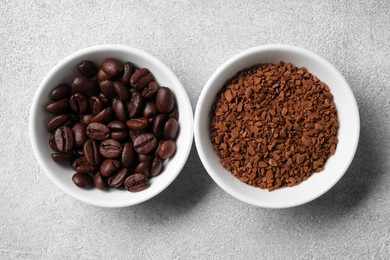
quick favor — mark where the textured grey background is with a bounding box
[0,0,389,259]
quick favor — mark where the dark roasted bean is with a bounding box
[134,133,157,154]
[100,159,121,177]
[129,130,143,143]
[127,91,143,118]
[141,80,159,99]
[93,172,107,190]
[72,156,96,173]
[122,142,135,168]
[102,58,124,78]
[72,172,93,188]
[126,117,148,131]
[99,139,122,158]
[71,123,87,147]
[135,162,150,177]
[158,140,176,159]
[69,93,89,113]
[86,122,110,141]
[108,168,128,188]
[143,101,158,118]
[112,99,127,122]
[51,152,73,164]
[99,80,117,98]
[108,120,127,131]
[151,157,163,177]
[47,114,72,132]
[111,131,127,141]
[71,76,99,97]
[167,106,179,120]
[130,68,152,89]
[78,60,97,77]
[98,68,111,81]
[83,139,100,166]
[46,98,70,115]
[81,114,95,125]
[90,107,113,124]
[89,96,105,114]
[120,62,133,85]
[164,118,179,140]
[54,126,74,152]
[137,153,153,163]
[156,87,174,113]
[124,174,149,192]
[51,84,71,101]
[114,81,130,102]
[152,114,167,140]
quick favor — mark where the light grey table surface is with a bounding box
[1,0,389,259]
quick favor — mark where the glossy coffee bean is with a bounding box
[141,80,159,99]
[51,84,71,101]
[72,156,96,173]
[129,130,143,143]
[71,76,99,97]
[130,68,152,89]
[51,152,73,164]
[99,93,108,103]
[158,140,176,159]
[134,133,157,154]
[98,68,111,81]
[46,98,70,115]
[93,172,107,190]
[135,162,150,177]
[108,120,127,131]
[126,117,148,131]
[108,168,128,188]
[127,91,143,118]
[164,118,179,140]
[69,93,89,113]
[156,87,174,113]
[47,114,72,132]
[83,139,100,166]
[151,157,163,177]
[90,107,113,124]
[113,99,127,122]
[121,142,135,168]
[72,172,93,188]
[143,101,157,118]
[89,96,105,114]
[154,140,164,157]
[137,153,153,163]
[99,80,117,98]
[54,126,74,152]
[49,135,60,152]
[78,60,97,77]
[72,123,87,147]
[99,139,122,158]
[73,148,84,158]
[111,131,127,141]
[124,173,149,192]
[86,122,110,141]
[152,114,167,140]
[167,106,179,120]
[113,81,130,102]
[100,159,121,177]
[102,58,124,78]
[81,114,95,125]
[120,62,133,85]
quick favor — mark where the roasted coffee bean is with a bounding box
[98,68,111,81]
[151,157,163,177]
[91,107,113,124]
[156,87,174,113]
[81,114,95,125]
[72,156,96,173]
[164,118,179,140]
[99,80,117,98]
[99,139,122,158]
[137,153,153,163]
[152,114,167,140]
[158,140,176,159]
[129,130,143,143]
[46,98,70,115]
[120,62,133,85]
[71,122,87,147]
[83,139,100,166]
[126,117,148,131]
[130,68,152,89]
[51,84,71,100]
[141,80,159,99]
[78,60,97,77]
[134,133,157,154]
[86,122,110,141]
[69,93,89,113]
[47,114,72,132]
[167,106,179,120]
[122,142,135,168]
[111,131,127,141]
[89,96,105,114]
[102,58,124,78]
[108,120,127,131]
[93,172,107,190]
[127,91,143,118]
[154,140,164,157]
[143,101,158,118]
[135,162,150,177]
[113,81,130,102]
[112,99,127,122]
[124,174,149,192]
[49,135,60,151]
[73,148,84,158]
[54,126,74,152]
[99,93,109,103]
[108,168,128,188]
[100,159,121,177]
[51,152,73,164]
[72,172,93,188]
[71,76,99,97]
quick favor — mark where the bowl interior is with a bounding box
[195,45,359,208]
[30,45,193,207]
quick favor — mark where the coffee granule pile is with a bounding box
[210,62,339,191]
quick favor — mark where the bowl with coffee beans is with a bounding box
[194,44,360,208]
[30,45,193,207]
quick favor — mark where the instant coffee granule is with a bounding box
[210,62,339,191]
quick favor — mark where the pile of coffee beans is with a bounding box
[46,58,179,192]
[211,62,338,191]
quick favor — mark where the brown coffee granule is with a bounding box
[210,62,339,191]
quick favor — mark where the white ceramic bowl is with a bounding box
[30,45,193,207]
[194,44,360,208]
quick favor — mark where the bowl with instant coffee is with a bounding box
[30,45,193,207]
[194,44,359,208]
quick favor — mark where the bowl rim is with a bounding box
[194,44,360,208]
[29,44,194,207]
